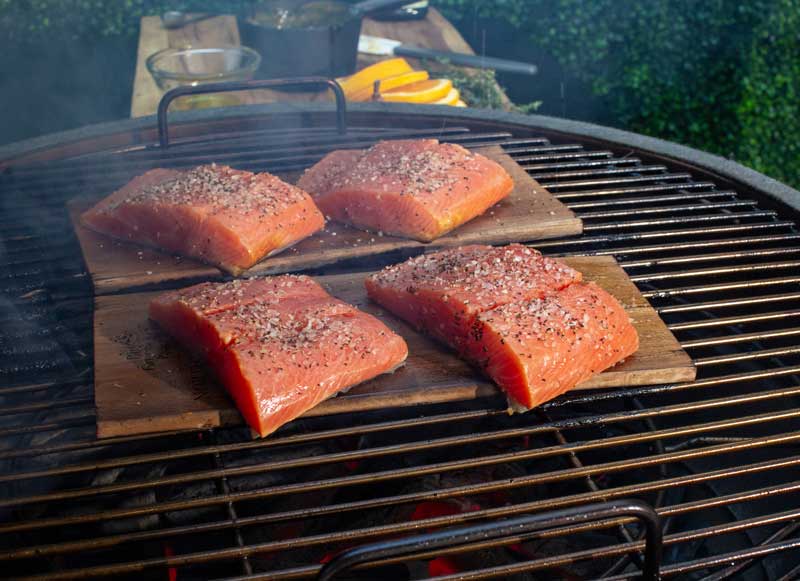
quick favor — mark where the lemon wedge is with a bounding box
[380,78,453,103]
[432,87,461,106]
[349,70,431,101]
[337,58,413,99]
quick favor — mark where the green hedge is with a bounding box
[0,1,251,40]
[736,0,800,186]
[1,0,797,187]
[434,0,799,187]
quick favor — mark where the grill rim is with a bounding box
[2,101,798,212]
[2,103,800,579]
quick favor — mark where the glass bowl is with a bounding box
[146,45,261,109]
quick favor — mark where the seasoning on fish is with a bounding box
[465,282,639,409]
[82,164,325,275]
[149,275,408,437]
[365,244,637,410]
[297,139,513,241]
[365,244,582,352]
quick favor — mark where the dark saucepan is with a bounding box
[240,0,412,79]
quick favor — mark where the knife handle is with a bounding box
[393,45,538,76]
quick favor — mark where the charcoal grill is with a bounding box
[1,95,800,580]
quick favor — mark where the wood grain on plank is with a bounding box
[70,147,582,295]
[131,16,169,118]
[93,256,695,438]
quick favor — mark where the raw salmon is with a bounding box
[149,275,408,437]
[465,282,639,409]
[82,164,325,275]
[365,244,582,352]
[365,245,637,410]
[297,139,513,241]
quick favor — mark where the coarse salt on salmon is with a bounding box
[365,244,582,352]
[466,282,639,409]
[149,275,408,437]
[82,164,325,275]
[365,245,637,410]
[297,139,513,241]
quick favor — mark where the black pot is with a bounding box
[239,0,411,79]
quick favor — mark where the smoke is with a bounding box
[0,33,137,146]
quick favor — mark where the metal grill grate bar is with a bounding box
[14,472,800,579]
[532,164,667,181]
[3,373,799,530]
[565,191,739,209]
[5,453,797,565]
[2,122,800,580]
[544,172,692,189]
[577,200,758,219]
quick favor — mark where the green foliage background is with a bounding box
[0,0,797,186]
[434,0,800,187]
[0,1,249,40]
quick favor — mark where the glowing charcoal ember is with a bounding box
[149,275,408,437]
[82,164,325,274]
[297,139,513,241]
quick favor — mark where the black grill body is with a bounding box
[1,104,799,580]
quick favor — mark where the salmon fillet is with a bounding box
[297,139,513,241]
[365,244,582,352]
[366,245,637,410]
[150,275,408,437]
[466,282,639,409]
[82,164,325,275]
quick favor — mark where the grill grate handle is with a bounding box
[317,499,663,580]
[156,77,347,148]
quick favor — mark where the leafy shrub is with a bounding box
[0,0,796,186]
[736,0,799,186]
[0,1,251,41]
[434,0,799,187]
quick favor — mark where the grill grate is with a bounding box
[1,114,799,580]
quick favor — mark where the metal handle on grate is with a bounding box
[317,499,663,581]
[156,77,347,148]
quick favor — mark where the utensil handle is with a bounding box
[156,77,347,148]
[351,0,417,17]
[394,45,538,76]
[173,14,217,27]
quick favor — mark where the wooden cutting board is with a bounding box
[93,256,695,438]
[70,146,582,295]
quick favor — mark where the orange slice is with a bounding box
[349,70,430,102]
[337,58,413,98]
[432,87,461,106]
[380,78,453,103]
